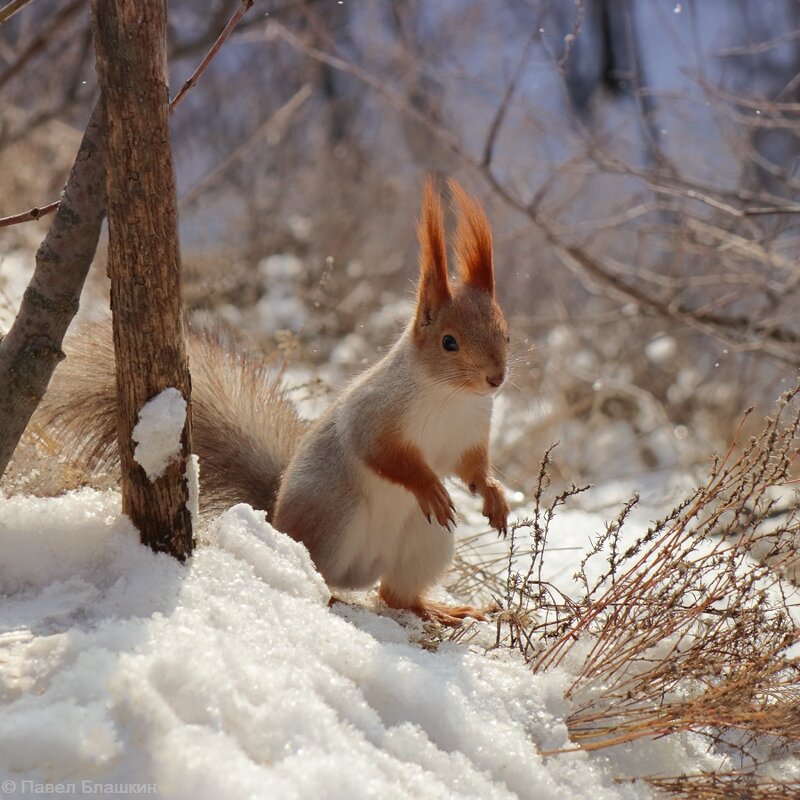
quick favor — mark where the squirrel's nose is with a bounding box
[487,371,505,388]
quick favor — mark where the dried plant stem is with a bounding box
[490,388,800,778]
[643,772,800,800]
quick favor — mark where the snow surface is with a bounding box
[0,488,727,799]
[132,388,187,481]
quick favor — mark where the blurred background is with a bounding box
[2,0,800,496]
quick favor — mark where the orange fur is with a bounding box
[415,177,451,327]
[448,179,494,296]
[456,444,509,535]
[456,444,491,491]
[365,427,456,529]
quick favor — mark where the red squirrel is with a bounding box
[38,178,510,626]
[274,178,509,624]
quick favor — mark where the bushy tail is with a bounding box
[37,320,308,518]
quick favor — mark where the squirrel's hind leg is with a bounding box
[377,512,490,626]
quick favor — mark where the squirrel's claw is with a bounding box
[416,479,456,530]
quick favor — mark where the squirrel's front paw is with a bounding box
[415,480,456,531]
[482,478,509,536]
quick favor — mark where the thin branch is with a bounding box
[0,0,36,25]
[482,27,537,169]
[179,83,312,209]
[0,102,105,477]
[269,21,800,364]
[169,0,254,111]
[268,21,467,157]
[716,27,800,58]
[549,243,800,366]
[0,0,85,91]
[169,0,321,61]
[0,200,61,229]
[0,0,255,228]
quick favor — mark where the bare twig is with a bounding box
[716,28,800,58]
[0,0,37,25]
[0,103,105,476]
[179,83,312,209]
[269,21,800,364]
[169,0,254,111]
[268,21,467,158]
[0,0,85,91]
[482,27,537,169]
[0,200,61,229]
[0,0,255,228]
[549,243,800,366]
[644,772,800,799]
[169,0,321,61]
[521,393,800,756]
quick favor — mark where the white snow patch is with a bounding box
[0,488,729,798]
[132,388,187,481]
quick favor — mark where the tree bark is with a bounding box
[0,101,106,478]
[91,0,194,559]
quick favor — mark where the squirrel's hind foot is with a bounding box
[380,584,493,627]
[414,600,487,627]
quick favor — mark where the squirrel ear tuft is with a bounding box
[449,179,494,296]
[415,176,451,325]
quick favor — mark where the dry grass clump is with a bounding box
[492,387,800,791]
[641,772,800,800]
[0,418,107,497]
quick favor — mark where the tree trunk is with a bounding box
[0,102,106,478]
[91,0,194,559]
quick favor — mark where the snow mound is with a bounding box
[0,490,705,798]
[132,388,187,480]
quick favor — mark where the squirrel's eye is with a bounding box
[442,335,459,352]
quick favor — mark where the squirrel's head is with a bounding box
[412,178,509,396]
